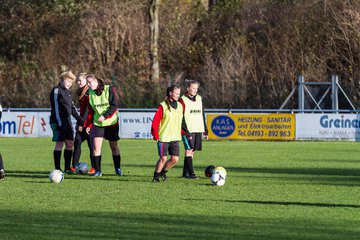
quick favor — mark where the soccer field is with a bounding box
[0,138,359,240]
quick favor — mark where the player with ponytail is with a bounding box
[151,84,190,182]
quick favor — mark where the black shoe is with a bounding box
[0,169,5,180]
[64,168,76,175]
[183,173,199,179]
[189,174,199,179]
[160,168,167,181]
[160,172,167,181]
[182,171,189,178]
[152,177,160,183]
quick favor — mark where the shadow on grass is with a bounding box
[225,167,360,176]
[0,209,358,240]
[5,166,360,186]
[222,166,360,187]
[304,159,360,164]
[242,174,360,187]
[5,170,154,183]
[5,170,49,179]
[184,198,360,209]
[233,200,360,208]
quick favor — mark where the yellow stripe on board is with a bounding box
[207,113,295,140]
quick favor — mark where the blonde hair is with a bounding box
[185,79,200,88]
[60,70,76,82]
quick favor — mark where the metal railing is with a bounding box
[3,108,360,114]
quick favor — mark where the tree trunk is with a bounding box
[150,0,161,82]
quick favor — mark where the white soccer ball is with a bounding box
[49,170,64,184]
[214,166,227,179]
[75,162,89,174]
[211,171,226,186]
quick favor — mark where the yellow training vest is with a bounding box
[181,95,205,133]
[89,85,118,127]
[158,101,183,142]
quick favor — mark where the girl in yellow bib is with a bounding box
[84,74,122,177]
[151,85,190,182]
[179,79,208,179]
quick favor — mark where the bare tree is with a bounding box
[150,0,161,82]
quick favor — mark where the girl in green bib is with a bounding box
[84,74,122,177]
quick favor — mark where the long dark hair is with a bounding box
[165,84,180,111]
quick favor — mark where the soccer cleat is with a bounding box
[0,169,5,180]
[115,168,122,176]
[65,167,76,174]
[182,169,189,178]
[160,172,167,181]
[183,173,199,179]
[91,171,102,177]
[160,168,167,181]
[87,168,96,175]
[189,174,199,179]
[152,177,160,183]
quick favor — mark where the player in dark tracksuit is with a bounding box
[72,73,95,174]
[50,71,83,173]
[0,102,5,180]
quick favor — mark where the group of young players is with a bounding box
[151,81,208,182]
[50,71,208,181]
[50,71,121,177]
[1,71,207,182]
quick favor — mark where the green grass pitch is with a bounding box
[0,138,359,239]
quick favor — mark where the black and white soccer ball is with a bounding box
[214,166,227,179]
[49,170,64,184]
[75,162,89,174]
[210,171,226,186]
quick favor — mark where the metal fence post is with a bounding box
[331,74,339,113]
[298,75,304,113]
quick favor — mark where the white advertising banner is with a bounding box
[5,111,358,141]
[0,111,155,139]
[296,114,360,141]
[0,112,51,137]
[119,112,154,139]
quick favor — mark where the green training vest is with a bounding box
[158,101,183,142]
[182,95,205,133]
[89,85,118,127]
